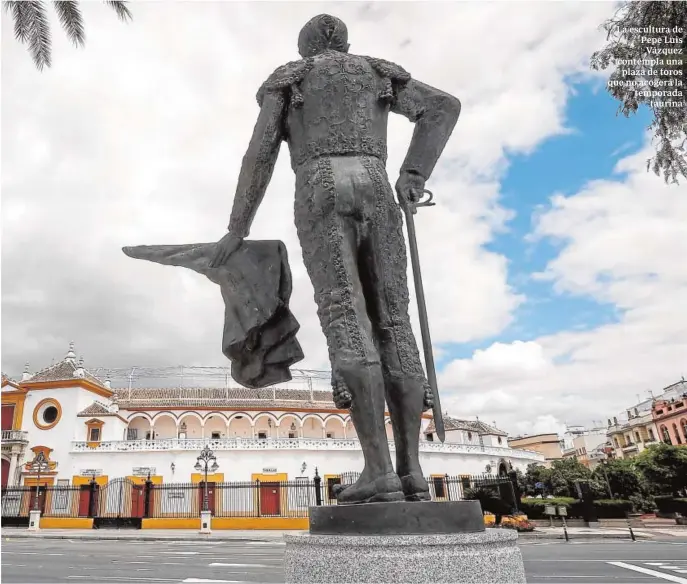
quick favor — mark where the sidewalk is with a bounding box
[3,526,685,542]
[1,528,301,542]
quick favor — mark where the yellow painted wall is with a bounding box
[126,475,163,485]
[251,473,288,483]
[191,473,224,483]
[212,517,308,530]
[40,517,93,529]
[142,518,201,530]
[72,475,109,487]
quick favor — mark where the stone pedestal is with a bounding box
[28,510,41,531]
[284,529,526,584]
[199,510,212,534]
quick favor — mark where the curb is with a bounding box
[519,532,651,541]
[2,532,288,543]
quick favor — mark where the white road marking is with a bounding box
[608,562,687,583]
[67,577,174,582]
[182,580,244,583]
[209,562,276,568]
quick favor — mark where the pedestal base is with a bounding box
[309,500,484,535]
[284,529,526,584]
[199,510,212,534]
[28,510,41,531]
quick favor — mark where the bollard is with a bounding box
[314,468,322,506]
[626,513,636,542]
[562,516,569,542]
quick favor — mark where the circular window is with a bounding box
[33,399,62,430]
[43,406,58,424]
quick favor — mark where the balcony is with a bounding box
[71,437,543,460]
[1,430,29,444]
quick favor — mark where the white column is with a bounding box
[8,452,19,486]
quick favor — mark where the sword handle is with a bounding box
[409,189,436,215]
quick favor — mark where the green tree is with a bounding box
[635,443,687,495]
[3,1,132,70]
[590,1,687,184]
[523,463,552,496]
[592,459,644,499]
[549,458,593,498]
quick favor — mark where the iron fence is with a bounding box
[1,474,516,521]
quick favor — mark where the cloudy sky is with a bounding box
[2,1,685,436]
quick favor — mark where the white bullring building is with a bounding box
[2,343,543,491]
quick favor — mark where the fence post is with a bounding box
[144,477,153,518]
[314,468,322,506]
[88,478,98,518]
[508,468,521,513]
[445,474,451,501]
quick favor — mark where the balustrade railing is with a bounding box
[70,437,542,459]
[1,430,29,443]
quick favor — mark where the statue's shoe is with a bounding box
[400,473,431,502]
[335,472,405,505]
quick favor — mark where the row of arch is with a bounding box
[613,419,687,449]
[125,411,397,441]
[658,419,687,446]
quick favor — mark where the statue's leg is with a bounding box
[294,156,403,504]
[357,156,432,502]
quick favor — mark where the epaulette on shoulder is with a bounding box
[362,56,411,85]
[256,59,314,106]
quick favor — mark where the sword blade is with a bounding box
[402,202,445,443]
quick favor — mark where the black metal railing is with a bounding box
[1,474,516,520]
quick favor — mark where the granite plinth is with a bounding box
[309,500,484,535]
[284,529,526,584]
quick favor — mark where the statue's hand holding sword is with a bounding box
[397,174,446,443]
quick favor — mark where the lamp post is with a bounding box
[601,458,614,499]
[27,451,50,511]
[194,445,218,512]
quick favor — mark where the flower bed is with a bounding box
[484,513,534,532]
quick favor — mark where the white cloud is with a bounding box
[440,144,687,433]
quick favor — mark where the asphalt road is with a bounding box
[1,537,686,583]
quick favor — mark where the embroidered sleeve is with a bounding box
[391,79,461,180]
[227,92,286,238]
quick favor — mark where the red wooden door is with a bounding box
[1,404,15,431]
[198,482,216,514]
[78,486,91,516]
[28,486,46,513]
[260,482,280,516]
[131,485,145,518]
[1,459,9,488]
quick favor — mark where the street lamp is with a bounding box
[194,445,219,512]
[601,458,614,499]
[27,451,50,511]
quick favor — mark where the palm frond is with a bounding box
[26,1,52,70]
[53,1,85,47]
[104,0,132,22]
[4,1,32,44]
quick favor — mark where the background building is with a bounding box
[508,433,563,467]
[606,379,686,459]
[2,343,543,490]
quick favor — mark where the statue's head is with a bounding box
[298,14,349,58]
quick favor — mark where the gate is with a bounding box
[94,478,142,529]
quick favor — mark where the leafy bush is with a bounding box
[520,497,633,519]
[655,496,687,515]
[589,499,633,518]
[464,487,512,519]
